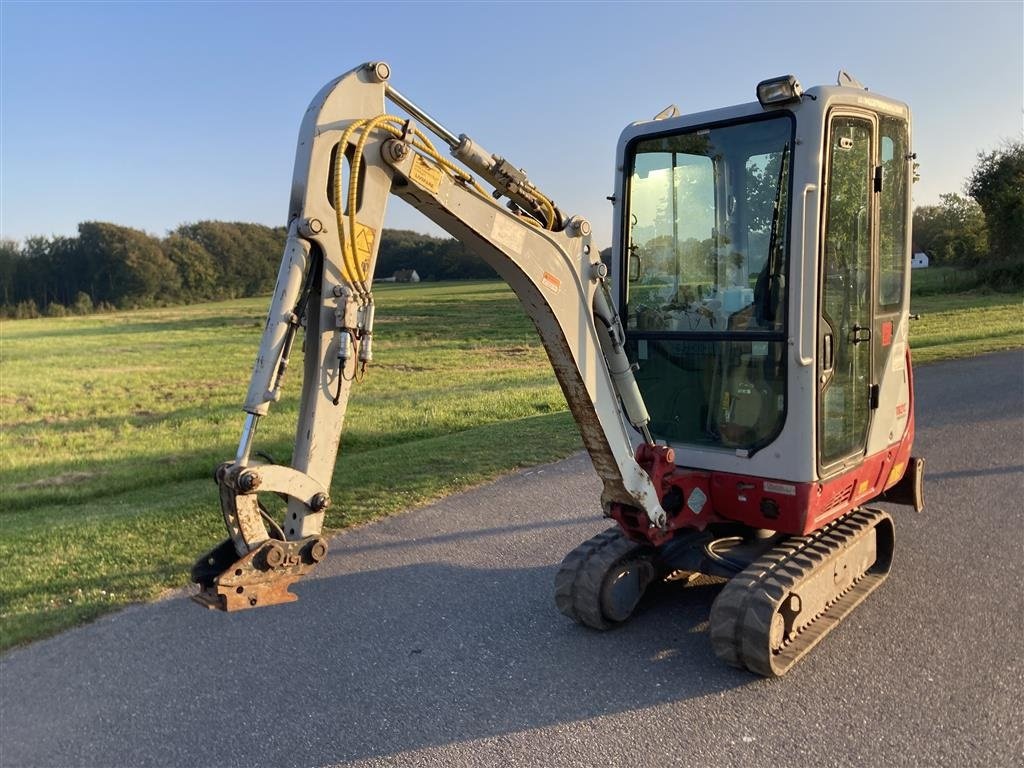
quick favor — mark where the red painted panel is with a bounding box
[614,346,918,545]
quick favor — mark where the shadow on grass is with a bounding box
[2,411,579,515]
[4,313,267,340]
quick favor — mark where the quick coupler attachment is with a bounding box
[191,536,328,612]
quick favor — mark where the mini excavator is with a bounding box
[192,63,924,676]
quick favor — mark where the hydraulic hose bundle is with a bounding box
[332,102,563,305]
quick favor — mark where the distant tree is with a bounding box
[912,193,988,265]
[71,291,94,315]
[12,300,40,319]
[437,238,497,280]
[231,222,287,293]
[12,236,77,307]
[162,235,219,299]
[46,236,81,306]
[966,140,1023,285]
[77,222,181,306]
[373,229,497,281]
[173,221,247,297]
[0,239,19,306]
[174,221,285,296]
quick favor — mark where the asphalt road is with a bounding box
[2,351,1022,768]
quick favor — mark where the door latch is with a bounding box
[850,325,871,345]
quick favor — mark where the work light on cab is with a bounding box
[757,74,803,107]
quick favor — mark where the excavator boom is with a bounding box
[193,62,667,611]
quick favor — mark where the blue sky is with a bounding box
[2,1,1021,248]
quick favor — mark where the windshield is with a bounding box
[622,114,794,451]
[625,115,792,333]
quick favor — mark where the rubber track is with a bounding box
[708,508,894,677]
[554,527,652,630]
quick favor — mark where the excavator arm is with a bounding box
[192,62,668,611]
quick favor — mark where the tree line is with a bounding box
[3,140,1018,318]
[912,140,1022,287]
[0,222,498,318]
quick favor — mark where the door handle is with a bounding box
[849,324,871,344]
[796,183,817,366]
[822,333,835,370]
[628,246,641,282]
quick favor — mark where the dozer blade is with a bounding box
[709,507,894,677]
[191,536,328,612]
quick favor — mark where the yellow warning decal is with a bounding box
[410,155,443,194]
[888,462,906,484]
[858,480,870,495]
[344,222,377,281]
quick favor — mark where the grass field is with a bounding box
[909,265,982,295]
[909,291,1024,363]
[1,280,1021,649]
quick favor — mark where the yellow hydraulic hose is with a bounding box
[332,118,371,291]
[334,113,561,296]
[532,189,557,229]
[348,114,405,291]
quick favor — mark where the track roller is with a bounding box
[554,527,657,630]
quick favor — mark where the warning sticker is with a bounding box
[763,481,796,496]
[410,155,443,194]
[891,341,906,372]
[687,487,707,515]
[491,214,526,254]
[542,271,561,294]
[343,222,377,280]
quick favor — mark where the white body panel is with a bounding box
[612,88,912,484]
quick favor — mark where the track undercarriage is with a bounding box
[555,507,894,677]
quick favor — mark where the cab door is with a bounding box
[818,113,876,471]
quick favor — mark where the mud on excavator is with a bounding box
[192,63,924,676]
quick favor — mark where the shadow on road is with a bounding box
[330,516,584,557]
[927,465,1023,481]
[0,555,753,767]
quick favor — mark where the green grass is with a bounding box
[909,292,1023,364]
[0,282,583,649]
[909,265,983,295]
[1,280,1021,650]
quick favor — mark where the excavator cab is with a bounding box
[610,75,920,539]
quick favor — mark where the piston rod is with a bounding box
[385,84,460,150]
